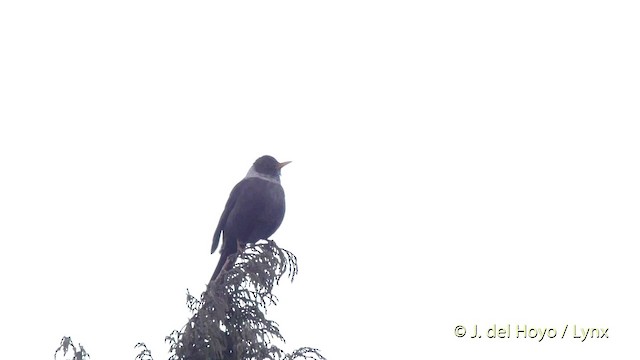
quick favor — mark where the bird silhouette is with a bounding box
[211,155,290,281]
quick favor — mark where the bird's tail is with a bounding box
[211,249,232,282]
[211,229,222,254]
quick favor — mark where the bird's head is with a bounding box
[252,155,291,177]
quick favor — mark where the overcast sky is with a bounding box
[1,1,639,359]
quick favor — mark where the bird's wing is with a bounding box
[211,180,245,254]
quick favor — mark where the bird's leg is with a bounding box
[222,254,236,272]
[212,241,249,284]
[210,253,237,284]
[236,240,246,256]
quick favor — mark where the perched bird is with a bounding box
[210,155,290,280]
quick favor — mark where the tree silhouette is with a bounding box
[55,241,324,360]
[54,337,90,360]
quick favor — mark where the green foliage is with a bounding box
[168,240,324,360]
[135,343,154,360]
[54,336,90,360]
[54,241,324,360]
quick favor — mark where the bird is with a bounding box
[210,155,291,281]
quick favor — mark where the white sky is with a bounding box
[1,1,639,359]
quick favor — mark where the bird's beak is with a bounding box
[278,161,292,169]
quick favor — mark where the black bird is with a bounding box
[211,155,290,280]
